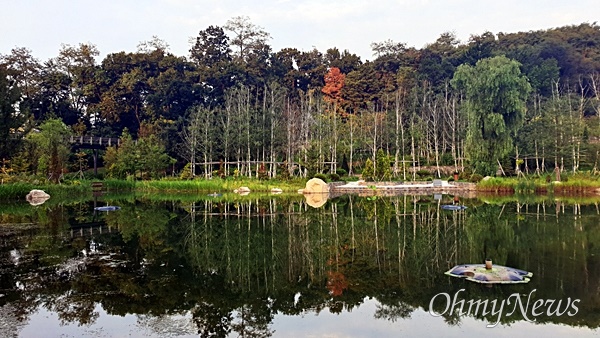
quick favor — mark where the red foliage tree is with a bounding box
[322,67,345,107]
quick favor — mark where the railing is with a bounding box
[68,135,121,147]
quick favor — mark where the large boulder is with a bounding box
[303,178,329,194]
[25,189,50,206]
[302,178,329,208]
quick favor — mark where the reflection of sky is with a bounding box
[273,298,599,337]
[16,298,600,337]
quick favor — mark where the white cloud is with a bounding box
[0,0,596,62]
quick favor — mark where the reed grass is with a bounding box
[0,181,91,200]
[476,175,600,194]
[103,179,136,191]
[136,177,305,193]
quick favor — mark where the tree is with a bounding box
[322,67,345,106]
[137,134,173,179]
[28,118,72,182]
[362,158,375,181]
[54,43,100,124]
[370,39,406,58]
[0,64,24,161]
[325,48,361,74]
[105,130,172,179]
[224,16,271,63]
[452,56,531,175]
[375,148,391,181]
[189,26,238,106]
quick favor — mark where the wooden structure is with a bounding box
[68,135,134,176]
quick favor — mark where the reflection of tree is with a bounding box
[231,302,274,338]
[136,314,196,337]
[2,195,600,333]
[192,302,233,338]
[47,296,99,326]
[374,301,413,322]
[326,271,348,296]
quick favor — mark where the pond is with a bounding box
[1,192,599,337]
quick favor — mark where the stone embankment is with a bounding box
[329,180,477,198]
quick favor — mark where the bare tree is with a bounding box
[180,106,202,177]
[224,16,271,62]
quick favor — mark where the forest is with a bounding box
[1,17,600,181]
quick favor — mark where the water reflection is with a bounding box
[0,194,599,336]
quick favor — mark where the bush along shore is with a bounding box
[475,174,600,194]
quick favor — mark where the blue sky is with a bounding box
[0,0,596,62]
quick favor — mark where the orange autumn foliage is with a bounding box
[322,67,345,106]
[326,271,349,296]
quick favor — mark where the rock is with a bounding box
[25,189,50,206]
[302,178,329,208]
[483,176,492,181]
[234,186,251,194]
[270,188,283,194]
[303,178,329,194]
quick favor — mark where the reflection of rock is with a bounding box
[270,188,283,194]
[301,178,329,208]
[304,193,328,208]
[25,189,50,206]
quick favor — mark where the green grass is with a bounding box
[476,174,600,194]
[0,176,306,200]
[103,179,136,191]
[135,177,306,193]
[0,181,92,200]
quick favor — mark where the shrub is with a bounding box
[328,173,341,181]
[416,169,431,177]
[313,173,328,181]
[362,158,375,181]
[470,174,484,183]
[180,163,193,180]
[257,163,268,180]
[336,168,347,177]
[278,164,290,180]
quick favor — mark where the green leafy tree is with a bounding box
[190,25,236,104]
[105,130,172,179]
[105,130,137,179]
[0,65,23,161]
[137,134,173,179]
[451,56,531,175]
[28,118,72,182]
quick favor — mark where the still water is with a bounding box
[1,192,599,337]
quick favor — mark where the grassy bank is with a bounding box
[476,174,600,194]
[132,177,306,193]
[0,181,92,200]
[0,177,307,201]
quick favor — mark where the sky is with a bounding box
[0,0,597,63]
